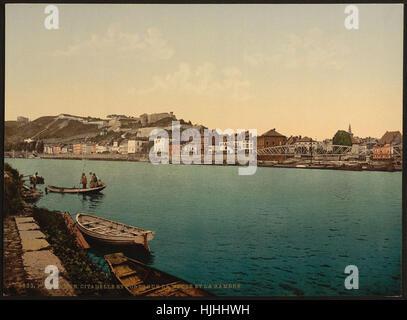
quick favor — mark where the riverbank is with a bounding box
[5,153,402,172]
[258,160,401,172]
[3,208,124,297]
[3,163,123,296]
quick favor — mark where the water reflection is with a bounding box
[80,193,105,210]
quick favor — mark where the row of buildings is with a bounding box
[256,126,402,161]
[44,139,149,155]
[43,133,254,156]
[41,121,402,161]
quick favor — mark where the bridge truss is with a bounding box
[257,144,354,156]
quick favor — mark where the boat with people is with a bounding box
[29,175,44,184]
[76,213,155,251]
[105,252,213,296]
[45,183,106,194]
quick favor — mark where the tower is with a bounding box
[348,124,352,135]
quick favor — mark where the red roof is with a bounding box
[378,131,402,145]
[261,128,286,138]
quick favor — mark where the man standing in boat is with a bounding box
[32,172,38,189]
[81,173,87,189]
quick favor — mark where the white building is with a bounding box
[119,141,128,154]
[153,137,169,153]
[96,144,108,153]
[44,145,53,154]
[111,141,119,153]
[128,140,136,154]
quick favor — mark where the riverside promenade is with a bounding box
[3,207,75,296]
[39,154,401,172]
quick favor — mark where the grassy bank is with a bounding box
[33,207,122,296]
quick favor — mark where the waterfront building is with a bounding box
[235,132,254,154]
[128,140,136,154]
[360,137,378,152]
[82,144,96,154]
[44,144,54,154]
[351,136,361,155]
[323,139,334,152]
[286,136,301,145]
[153,137,169,153]
[53,145,61,154]
[111,141,120,153]
[373,131,402,160]
[96,143,108,153]
[257,128,287,150]
[373,144,392,160]
[73,143,82,154]
[136,138,148,153]
[294,136,313,148]
[119,140,129,154]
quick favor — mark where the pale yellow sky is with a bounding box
[5,4,403,140]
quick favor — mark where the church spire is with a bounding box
[348,123,352,135]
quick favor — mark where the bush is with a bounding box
[4,163,25,215]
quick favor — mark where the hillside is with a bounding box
[5,113,206,151]
[5,116,100,144]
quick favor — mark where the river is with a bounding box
[6,158,402,296]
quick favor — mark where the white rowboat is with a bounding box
[76,213,155,251]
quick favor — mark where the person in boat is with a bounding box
[89,172,95,188]
[32,172,38,189]
[92,173,99,187]
[81,173,87,189]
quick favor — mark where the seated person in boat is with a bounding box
[89,172,99,188]
[93,173,101,187]
[81,173,87,188]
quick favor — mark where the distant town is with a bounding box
[5,112,403,171]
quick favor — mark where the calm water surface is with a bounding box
[7,158,402,296]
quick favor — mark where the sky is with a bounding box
[5,4,403,140]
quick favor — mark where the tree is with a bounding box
[333,130,352,146]
[36,141,44,153]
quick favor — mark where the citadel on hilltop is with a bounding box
[4,114,403,171]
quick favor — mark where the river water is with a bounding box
[6,158,402,296]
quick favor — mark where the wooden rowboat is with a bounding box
[105,252,213,297]
[46,184,106,194]
[76,213,154,251]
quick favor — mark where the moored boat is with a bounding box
[45,184,106,194]
[76,213,154,251]
[30,175,44,184]
[105,252,213,297]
